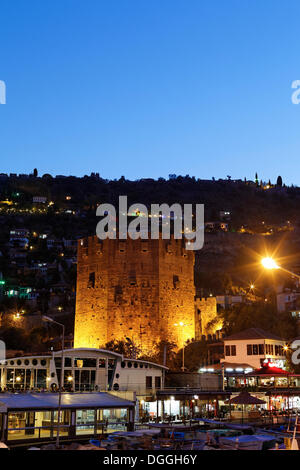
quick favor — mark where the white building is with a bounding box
[0,348,167,401]
[221,328,287,369]
[277,291,300,313]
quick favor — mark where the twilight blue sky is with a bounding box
[0,0,300,183]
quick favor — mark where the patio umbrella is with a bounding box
[229,392,266,405]
[247,365,290,377]
[229,392,266,423]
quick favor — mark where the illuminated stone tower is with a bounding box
[74,236,195,354]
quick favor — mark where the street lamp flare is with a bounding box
[261,257,279,270]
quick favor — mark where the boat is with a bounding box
[219,434,280,450]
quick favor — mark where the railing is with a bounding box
[157,387,223,393]
[225,385,300,392]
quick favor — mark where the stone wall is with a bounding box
[74,236,196,354]
[195,296,221,339]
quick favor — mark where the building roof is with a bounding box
[0,392,135,412]
[213,362,254,371]
[224,328,283,342]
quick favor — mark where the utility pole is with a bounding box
[42,316,65,449]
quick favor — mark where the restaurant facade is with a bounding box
[0,347,167,399]
[0,392,135,446]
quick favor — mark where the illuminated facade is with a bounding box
[74,236,196,353]
[0,348,166,398]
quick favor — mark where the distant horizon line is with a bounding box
[0,171,292,187]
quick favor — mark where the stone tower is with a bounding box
[74,236,195,354]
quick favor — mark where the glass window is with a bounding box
[225,345,231,356]
[6,369,14,389]
[253,344,258,355]
[146,376,152,389]
[36,369,47,388]
[14,369,25,389]
[155,376,161,388]
[74,358,96,368]
[76,409,95,435]
[7,412,26,439]
[55,357,62,368]
[247,344,252,355]
[64,357,72,367]
[63,370,74,390]
[259,344,264,355]
[231,345,236,356]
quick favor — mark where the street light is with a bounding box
[42,315,65,449]
[174,322,192,372]
[261,257,300,280]
[261,257,279,270]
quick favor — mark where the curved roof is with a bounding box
[8,348,168,370]
[53,348,123,358]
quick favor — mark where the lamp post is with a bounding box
[42,315,65,449]
[261,257,300,281]
[174,322,192,372]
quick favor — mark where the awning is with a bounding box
[0,392,135,412]
[247,365,290,377]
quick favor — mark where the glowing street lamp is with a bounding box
[261,257,300,281]
[261,257,279,270]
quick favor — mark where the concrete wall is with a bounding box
[166,372,221,390]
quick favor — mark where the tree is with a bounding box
[277,175,283,187]
[105,338,141,358]
[33,168,38,177]
[173,340,209,371]
[139,340,178,368]
[219,301,297,340]
[27,327,49,352]
[0,327,28,350]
